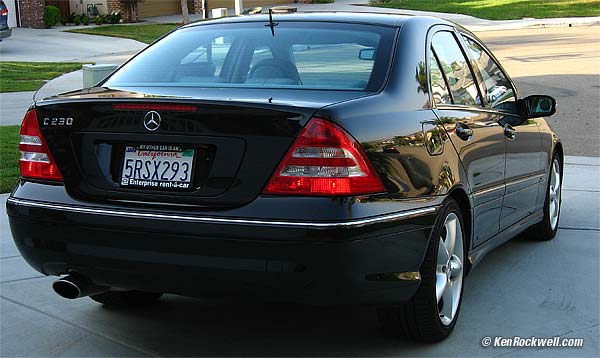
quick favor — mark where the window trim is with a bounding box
[426,27,485,110]
[459,32,521,112]
[430,46,454,105]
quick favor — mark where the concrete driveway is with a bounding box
[0,27,145,63]
[0,27,147,126]
[0,156,598,357]
[476,26,600,157]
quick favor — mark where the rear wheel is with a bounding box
[90,290,162,307]
[526,153,562,241]
[377,198,466,341]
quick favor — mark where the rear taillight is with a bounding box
[19,109,63,181]
[1,9,8,16]
[263,117,385,196]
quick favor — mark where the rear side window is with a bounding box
[105,22,396,91]
[463,36,517,113]
[431,31,481,106]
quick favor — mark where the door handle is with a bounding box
[504,124,516,140]
[455,123,473,141]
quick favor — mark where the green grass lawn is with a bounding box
[0,62,90,93]
[373,0,600,20]
[0,126,20,193]
[66,23,180,44]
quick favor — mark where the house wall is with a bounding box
[106,0,122,15]
[69,0,109,15]
[46,0,70,17]
[99,0,287,22]
[106,0,131,21]
[18,0,45,28]
[109,0,202,20]
[207,0,289,14]
[189,0,204,14]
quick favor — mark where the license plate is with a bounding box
[120,144,195,191]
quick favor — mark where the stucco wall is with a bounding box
[69,0,109,15]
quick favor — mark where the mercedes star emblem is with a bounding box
[143,111,161,131]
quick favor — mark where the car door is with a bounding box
[429,28,506,246]
[461,35,545,230]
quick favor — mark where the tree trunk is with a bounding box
[128,1,138,23]
[181,0,190,24]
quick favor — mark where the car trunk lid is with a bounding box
[35,87,370,207]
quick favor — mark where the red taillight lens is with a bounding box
[1,9,8,16]
[19,110,63,181]
[263,117,385,196]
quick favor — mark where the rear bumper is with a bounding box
[7,189,440,305]
[0,28,11,39]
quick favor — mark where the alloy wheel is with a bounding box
[435,212,464,326]
[548,158,561,231]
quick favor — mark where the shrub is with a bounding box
[110,10,122,24]
[94,16,103,25]
[60,16,68,26]
[73,13,81,26]
[43,5,60,27]
[81,14,89,25]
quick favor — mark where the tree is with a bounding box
[181,0,190,24]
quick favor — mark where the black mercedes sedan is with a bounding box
[7,12,562,341]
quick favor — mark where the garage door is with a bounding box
[138,0,181,18]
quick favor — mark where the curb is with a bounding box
[467,18,600,31]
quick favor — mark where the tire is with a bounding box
[377,198,466,342]
[90,290,162,307]
[526,153,562,241]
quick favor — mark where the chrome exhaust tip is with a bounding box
[52,274,109,299]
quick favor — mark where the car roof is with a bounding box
[183,11,450,29]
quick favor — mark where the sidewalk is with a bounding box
[0,27,145,126]
[142,0,600,31]
[0,92,35,126]
[1,66,112,126]
[0,27,145,63]
[1,155,598,356]
[287,0,600,31]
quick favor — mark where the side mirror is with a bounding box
[521,95,556,118]
[359,48,376,61]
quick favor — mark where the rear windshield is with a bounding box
[104,22,397,91]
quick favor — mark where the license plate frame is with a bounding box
[119,144,197,192]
